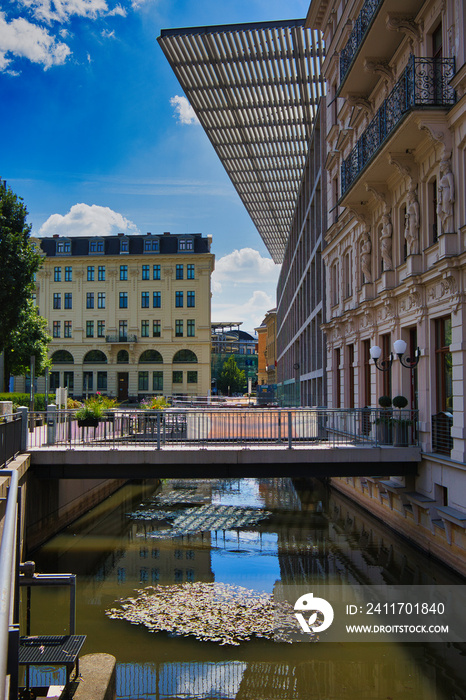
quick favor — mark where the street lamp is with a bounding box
[370,345,393,372]
[393,339,421,368]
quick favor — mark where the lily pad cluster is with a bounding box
[106,582,300,646]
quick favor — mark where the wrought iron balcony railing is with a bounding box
[341,56,456,197]
[340,0,383,85]
[105,334,137,343]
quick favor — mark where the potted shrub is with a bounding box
[376,396,393,445]
[392,395,410,446]
[76,398,105,428]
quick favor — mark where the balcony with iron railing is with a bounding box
[339,0,383,87]
[105,334,138,343]
[341,55,456,198]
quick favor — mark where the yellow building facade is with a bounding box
[21,232,214,401]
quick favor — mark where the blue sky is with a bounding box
[1,0,309,332]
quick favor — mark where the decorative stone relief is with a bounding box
[360,232,372,283]
[380,212,393,271]
[437,158,455,234]
[385,13,423,45]
[404,189,420,256]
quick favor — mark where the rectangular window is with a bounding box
[187,371,198,384]
[187,320,195,337]
[175,320,183,337]
[97,240,104,253]
[138,371,149,391]
[97,371,107,391]
[119,292,128,309]
[381,333,392,399]
[50,371,60,390]
[153,291,161,308]
[120,239,128,253]
[142,265,150,280]
[172,370,183,384]
[179,238,193,251]
[97,320,105,338]
[98,265,105,281]
[141,320,149,337]
[153,320,161,337]
[89,241,97,252]
[119,320,127,340]
[363,339,371,408]
[153,371,163,391]
[54,267,61,282]
[53,321,61,338]
[53,293,61,310]
[64,320,72,338]
[86,320,94,338]
[153,264,161,280]
[334,348,341,408]
[65,266,72,282]
[175,291,183,308]
[98,292,106,309]
[187,264,195,279]
[83,371,93,392]
[141,292,149,308]
[176,264,184,280]
[87,266,95,281]
[120,265,128,281]
[86,292,94,309]
[63,371,74,390]
[347,344,354,409]
[435,317,452,412]
[64,292,72,309]
[187,291,195,308]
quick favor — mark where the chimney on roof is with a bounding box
[146,232,152,235]
[163,231,170,236]
[53,234,59,238]
[117,233,124,237]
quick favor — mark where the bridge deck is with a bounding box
[29,444,421,479]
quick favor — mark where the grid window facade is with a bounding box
[86,292,94,309]
[98,266,105,281]
[120,265,128,281]
[97,320,105,338]
[187,371,198,384]
[187,320,195,337]
[65,266,72,281]
[64,320,72,338]
[175,291,183,307]
[173,370,183,383]
[119,292,128,308]
[187,264,195,279]
[53,293,61,310]
[86,321,94,337]
[53,321,61,338]
[187,291,195,308]
[97,371,107,391]
[54,267,61,282]
[138,371,149,391]
[153,292,161,308]
[153,371,163,391]
[141,320,149,337]
[142,265,150,280]
[153,265,161,280]
[87,266,95,281]
[64,292,72,309]
[141,292,150,308]
[98,292,106,309]
[175,320,183,337]
[153,320,161,337]
[176,264,184,280]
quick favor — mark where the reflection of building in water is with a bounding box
[258,478,302,511]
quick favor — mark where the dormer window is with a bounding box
[89,238,105,254]
[144,238,159,253]
[120,237,129,253]
[56,238,71,255]
[178,237,193,252]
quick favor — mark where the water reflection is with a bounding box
[29,478,466,699]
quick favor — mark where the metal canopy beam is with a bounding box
[158,19,325,263]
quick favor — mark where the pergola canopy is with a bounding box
[158,19,325,263]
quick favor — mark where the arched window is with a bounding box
[83,350,107,364]
[117,350,129,364]
[139,350,163,364]
[51,350,74,364]
[343,250,352,298]
[173,349,198,363]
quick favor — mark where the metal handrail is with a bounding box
[0,469,19,700]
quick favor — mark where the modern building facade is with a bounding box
[306,0,466,573]
[19,232,214,400]
[211,323,258,394]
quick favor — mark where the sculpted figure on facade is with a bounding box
[437,159,455,233]
[404,190,420,255]
[380,213,393,270]
[360,232,372,283]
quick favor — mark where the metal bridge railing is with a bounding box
[0,414,22,469]
[25,407,419,450]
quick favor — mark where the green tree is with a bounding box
[4,299,51,380]
[217,356,246,396]
[0,184,42,353]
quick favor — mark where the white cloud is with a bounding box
[20,0,111,24]
[170,95,199,125]
[101,28,115,38]
[212,290,275,334]
[212,248,280,294]
[0,11,71,70]
[107,4,126,16]
[38,203,139,237]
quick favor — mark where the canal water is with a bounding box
[27,478,466,699]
